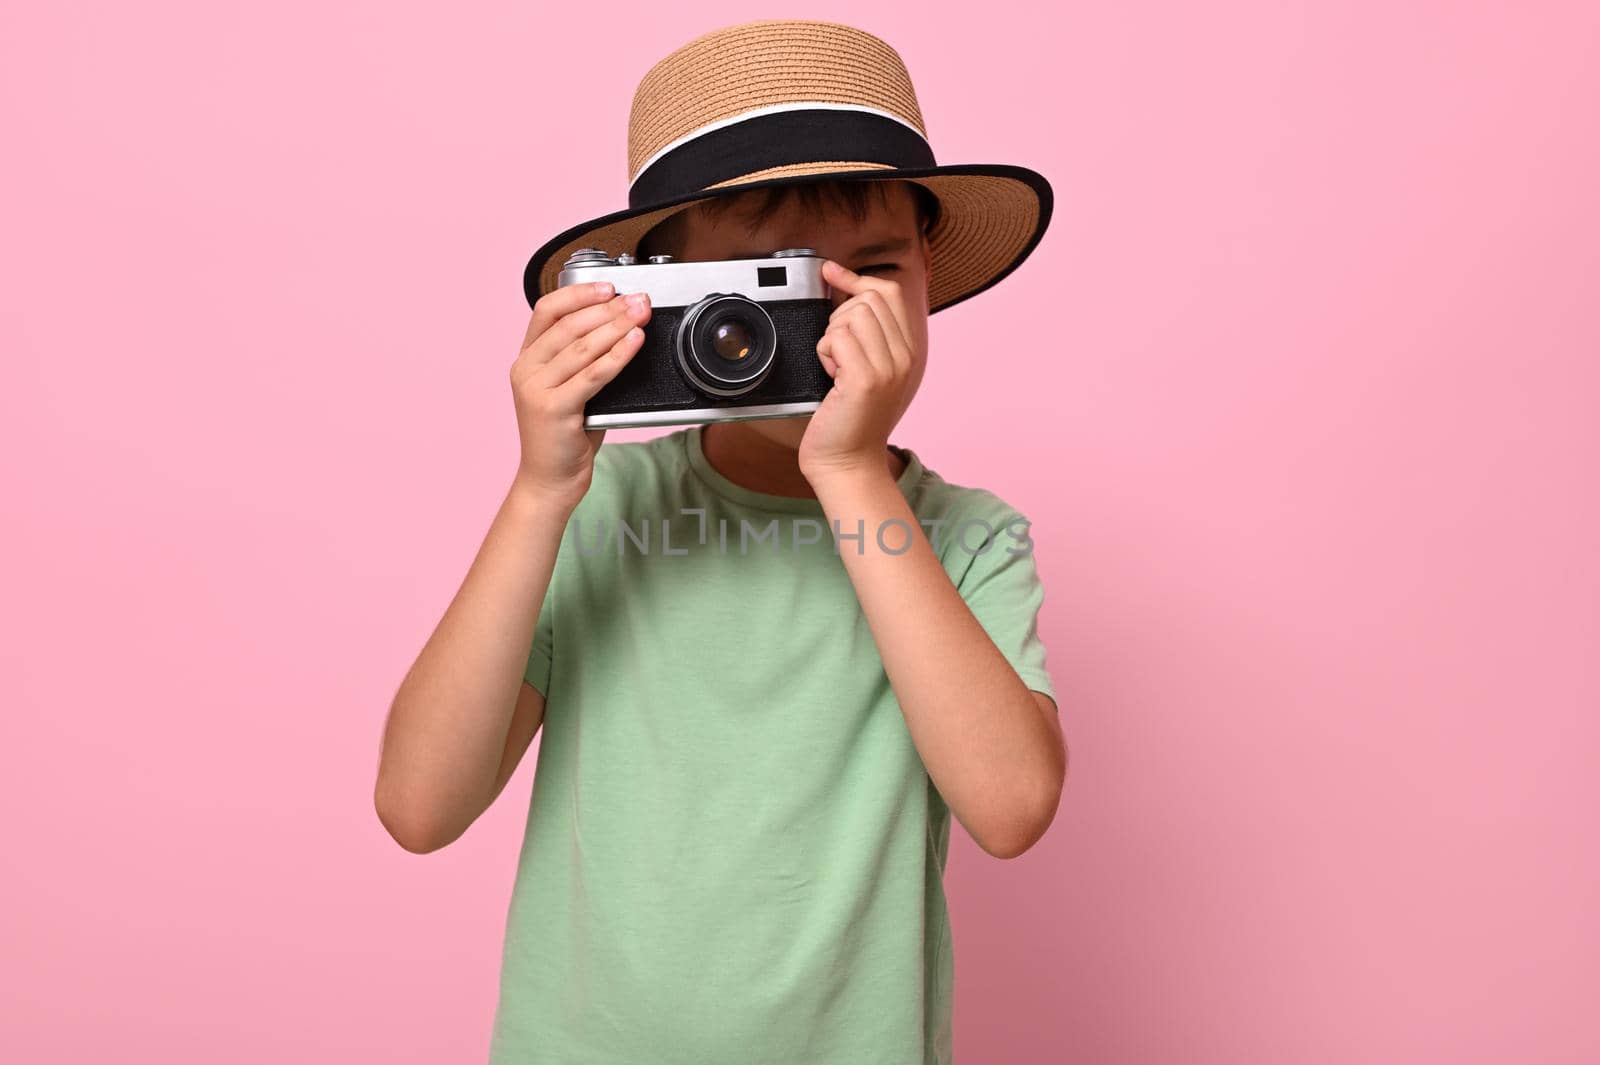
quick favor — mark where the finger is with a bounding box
[814,334,839,378]
[817,348,838,378]
[858,289,912,373]
[528,292,646,367]
[833,303,895,379]
[514,297,626,386]
[819,321,873,392]
[821,258,868,295]
[556,324,647,403]
[524,281,617,350]
[833,291,909,376]
[540,296,651,386]
[823,261,912,350]
[520,293,628,371]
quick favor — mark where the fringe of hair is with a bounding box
[638,180,940,259]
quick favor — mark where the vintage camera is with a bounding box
[556,246,835,429]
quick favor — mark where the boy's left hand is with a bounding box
[798,259,927,484]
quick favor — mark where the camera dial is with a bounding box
[562,247,614,268]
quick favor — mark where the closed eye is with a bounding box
[857,263,899,275]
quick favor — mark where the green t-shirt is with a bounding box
[489,425,1057,1065]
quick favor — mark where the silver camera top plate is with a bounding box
[556,248,829,307]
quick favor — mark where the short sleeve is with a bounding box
[524,575,556,698]
[952,507,1058,708]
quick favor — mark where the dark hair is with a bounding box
[636,179,941,260]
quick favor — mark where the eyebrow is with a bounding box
[848,236,913,259]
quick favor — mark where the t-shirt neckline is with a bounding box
[683,423,924,515]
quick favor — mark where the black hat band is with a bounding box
[627,106,938,210]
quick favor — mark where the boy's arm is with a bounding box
[374,279,652,853]
[801,258,1066,860]
[375,486,567,853]
[812,470,1067,860]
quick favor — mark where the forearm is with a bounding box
[376,482,571,849]
[812,468,1064,857]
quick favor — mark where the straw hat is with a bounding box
[522,19,1054,315]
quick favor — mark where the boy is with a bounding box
[375,19,1066,1065]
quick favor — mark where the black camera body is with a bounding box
[556,247,835,429]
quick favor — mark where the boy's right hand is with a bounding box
[510,281,651,507]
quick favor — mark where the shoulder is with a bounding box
[905,448,1034,533]
[902,448,1038,578]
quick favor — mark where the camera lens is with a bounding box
[711,319,754,362]
[675,294,778,397]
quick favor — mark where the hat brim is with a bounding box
[522,163,1053,316]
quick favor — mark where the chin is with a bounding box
[734,414,810,450]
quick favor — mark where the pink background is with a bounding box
[5,2,1597,1061]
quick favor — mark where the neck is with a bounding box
[700,421,904,498]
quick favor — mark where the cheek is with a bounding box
[908,267,932,317]
[748,416,810,449]
[908,287,931,342]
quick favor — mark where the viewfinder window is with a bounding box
[757,267,787,287]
